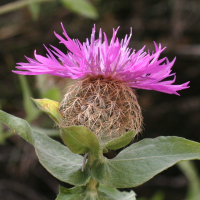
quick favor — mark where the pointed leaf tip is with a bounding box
[31,98,63,124]
[60,125,100,157]
[0,110,34,145]
[92,136,200,188]
[60,0,98,19]
[0,110,90,186]
[103,130,136,150]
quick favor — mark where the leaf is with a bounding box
[97,191,115,200]
[28,1,40,21]
[99,184,136,200]
[42,87,61,102]
[0,110,34,144]
[92,136,200,188]
[60,0,98,19]
[0,119,5,145]
[150,191,165,200]
[18,75,40,122]
[0,110,90,185]
[103,130,136,150]
[35,75,62,102]
[137,191,164,200]
[60,126,100,157]
[178,161,200,200]
[0,0,52,16]
[56,185,85,200]
[0,103,5,144]
[56,185,114,200]
[31,125,60,137]
[34,131,90,185]
[31,98,63,124]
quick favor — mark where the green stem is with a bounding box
[85,150,104,192]
[87,151,97,168]
[0,0,53,15]
[86,177,98,191]
[83,152,100,199]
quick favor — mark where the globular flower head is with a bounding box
[13,24,189,143]
[59,76,143,144]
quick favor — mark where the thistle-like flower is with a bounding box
[13,24,189,144]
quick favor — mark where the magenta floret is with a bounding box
[13,23,189,95]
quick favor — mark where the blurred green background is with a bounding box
[0,0,200,199]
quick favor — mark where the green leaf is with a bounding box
[60,126,100,157]
[0,0,52,16]
[99,184,136,200]
[138,191,164,200]
[0,103,5,144]
[56,185,114,200]
[18,75,40,122]
[31,98,63,124]
[97,191,115,200]
[28,1,40,21]
[0,122,4,144]
[92,136,200,188]
[0,120,5,145]
[0,110,34,144]
[150,191,165,200]
[103,148,108,153]
[60,0,98,19]
[178,161,200,200]
[35,75,62,102]
[42,87,61,102]
[56,185,86,200]
[103,130,136,150]
[31,125,60,137]
[34,131,90,185]
[0,110,90,185]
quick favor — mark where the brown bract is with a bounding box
[59,76,143,144]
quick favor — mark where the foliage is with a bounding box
[1,98,200,199]
[178,161,200,200]
[60,0,98,19]
[138,191,164,200]
[0,0,98,19]
[18,75,40,122]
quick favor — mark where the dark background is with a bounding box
[0,0,200,199]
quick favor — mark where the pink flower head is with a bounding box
[13,23,189,95]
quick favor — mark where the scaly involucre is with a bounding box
[59,77,143,144]
[13,23,189,95]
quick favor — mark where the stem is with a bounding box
[87,149,104,167]
[0,0,53,15]
[84,177,99,200]
[84,153,98,199]
[85,150,104,193]
[86,178,98,191]
[87,151,97,168]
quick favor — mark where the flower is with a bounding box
[13,24,189,144]
[13,23,189,95]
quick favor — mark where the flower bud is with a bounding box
[59,76,143,144]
